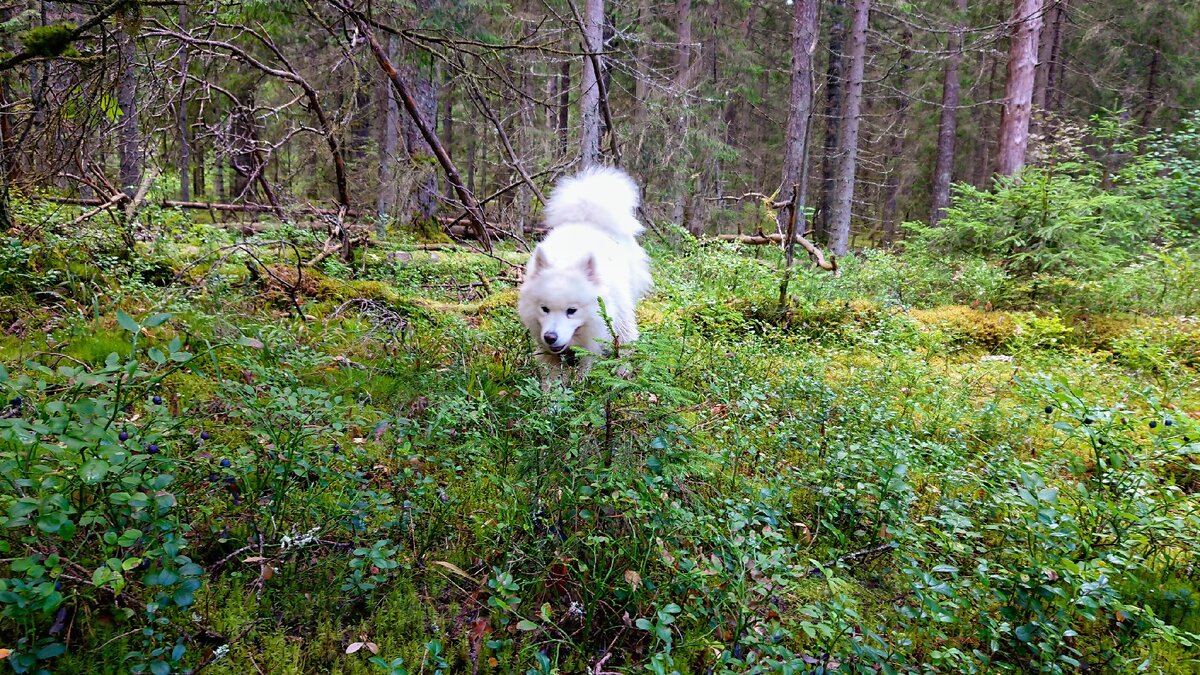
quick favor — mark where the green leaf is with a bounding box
[515,619,538,631]
[149,660,170,675]
[143,313,172,328]
[117,529,142,547]
[148,348,167,365]
[80,458,109,484]
[35,641,65,659]
[116,310,140,333]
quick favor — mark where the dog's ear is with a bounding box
[531,247,549,275]
[581,254,599,284]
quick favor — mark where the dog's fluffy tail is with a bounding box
[543,166,643,239]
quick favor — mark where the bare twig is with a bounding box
[804,542,896,578]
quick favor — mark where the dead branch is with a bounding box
[38,196,362,218]
[65,192,127,228]
[716,232,837,272]
[706,192,792,209]
[804,542,896,578]
[461,68,547,205]
[306,234,367,267]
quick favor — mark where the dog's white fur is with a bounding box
[517,166,651,385]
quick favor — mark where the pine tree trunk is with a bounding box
[177,4,190,201]
[557,60,570,157]
[880,26,912,245]
[816,0,846,242]
[995,0,1044,176]
[580,0,604,167]
[930,0,967,227]
[672,0,693,228]
[827,0,869,256]
[116,27,141,196]
[778,0,819,231]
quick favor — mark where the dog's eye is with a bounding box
[566,308,576,317]
[541,306,549,314]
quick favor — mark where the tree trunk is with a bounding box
[827,0,869,256]
[377,33,400,226]
[557,60,570,156]
[995,0,1044,176]
[401,64,439,227]
[971,50,1000,187]
[116,26,141,196]
[1033,0,1066,138]
[778,0,819,231]
[930,0,967,227]
[880,26,912,245]
[634,0,652,124]
[1138,38,1161,130]
[816,0,846,242]
[442,78,454,200]
[579,0,604,167]
[672,0,693,228]
[177,3,190,201]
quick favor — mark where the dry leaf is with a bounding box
[261,564,275,581]
[243,556,266,564]
[432,560,480,585]
[624,569,642,591]
[365,642,379,654]
[488,657,499,667]
[346,642,364,654]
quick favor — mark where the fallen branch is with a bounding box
[706,192,791,209]
[715,232,837,272]
[65,193,127,228]
[306,234,367,267]
[39,195,363,218]
[804,542,896,578]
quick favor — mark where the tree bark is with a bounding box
[557,60,570,156]
[930,0,968,227]
[377,33,400,229]
[778,0,819,232]
[633,0,652,124]
[880,26,912,245]
[672,0,694,228]
[579,0,604,167]
[995,0,1044,176]
[176,4,190,201]
[827,0,869,256]
[816,0,846,242]
[116,26,141,197]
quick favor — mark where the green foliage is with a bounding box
[1155,110,1200,231]
[0,200,1198,673]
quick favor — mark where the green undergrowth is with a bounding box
[0,212,1198,674]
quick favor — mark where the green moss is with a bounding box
[19,23,76,57]
[909,305,1019,350]
[62,331,131,364]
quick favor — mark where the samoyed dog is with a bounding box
[517,166,652,385]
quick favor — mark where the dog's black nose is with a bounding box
[543,331,558,345]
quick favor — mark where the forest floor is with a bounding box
[1,212,1198,674]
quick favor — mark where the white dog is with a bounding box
[517,166,652,385]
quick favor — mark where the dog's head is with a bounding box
[519,248,601,355]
